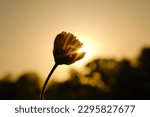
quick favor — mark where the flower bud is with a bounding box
[53,31,85,65]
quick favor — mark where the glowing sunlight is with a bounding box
[79,34,102,59]
[72,34,103,70]
[77,44,89,56]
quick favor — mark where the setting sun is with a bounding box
[76,34,102,61]
[77,44,89,54]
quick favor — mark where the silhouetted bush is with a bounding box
[0,47,150,99]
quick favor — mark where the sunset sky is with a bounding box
[0,0,150,81]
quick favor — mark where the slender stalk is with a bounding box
[40,63,58,100]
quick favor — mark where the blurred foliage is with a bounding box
[0,47,150,100]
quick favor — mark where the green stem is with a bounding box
[40,63,58,100]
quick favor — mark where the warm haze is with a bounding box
[0,0,150,82]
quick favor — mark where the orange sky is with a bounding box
[0,0,150,81]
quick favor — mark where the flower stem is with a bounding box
[40,63,58,100]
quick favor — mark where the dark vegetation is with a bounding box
[0,47,150,99]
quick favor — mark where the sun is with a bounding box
[77,43,92,61]
[73,33,102,68]
[76,34,98,61]
[77,44,89,54]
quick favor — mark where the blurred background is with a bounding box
[0,0,150,99]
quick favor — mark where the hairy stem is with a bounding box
[40,63,58,100]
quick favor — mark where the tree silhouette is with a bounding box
[0,47,150,99]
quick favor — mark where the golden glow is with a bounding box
[76,34,102,60]
[77,44,89,54]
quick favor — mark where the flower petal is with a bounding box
[53,31,86,65]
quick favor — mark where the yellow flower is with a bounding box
[53,31,86,65]
[40,31,86,100]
